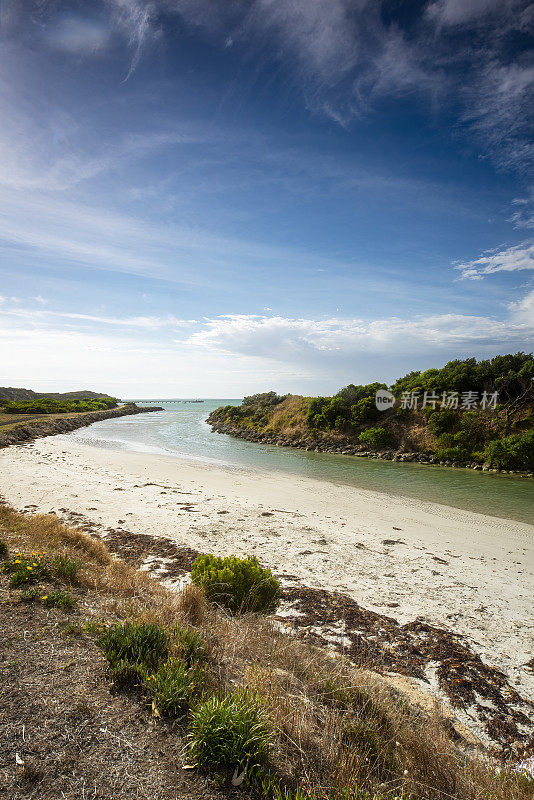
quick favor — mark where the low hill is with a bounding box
[0,387,118,401]
[208,353,534,473]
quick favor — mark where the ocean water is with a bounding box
[69,399,534,525]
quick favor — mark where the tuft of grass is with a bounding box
[51,554,81,584]
[82,618,107,635]
[144,657,210,717]
[42,590,76,609]
[108,658,148,690]
[97,622,168,671]
[20,588,41,602]
[172,626,206,665]
[0,539,8,560]
[188,690,274,776]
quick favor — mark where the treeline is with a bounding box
[0,397,119,415]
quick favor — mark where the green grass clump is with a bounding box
[173,626,206,665]
[19,588,76,608]
[144,657,210,717]
[108,658,148,689]
[0,539,8,560]
[20,588,41,602]
[97,622,168,672]
[51,554,80,584]
[42,590,76,609]
[188,690,273,775]
[3,552,50,587]
[191,553,280,614]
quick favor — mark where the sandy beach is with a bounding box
[1,432,532,697]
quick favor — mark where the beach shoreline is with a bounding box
[0,432,532,749]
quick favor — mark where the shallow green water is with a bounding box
[70,399,534,525]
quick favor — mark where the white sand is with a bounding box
[1,434,532,702]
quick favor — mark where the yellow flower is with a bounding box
[41,596,48,601]
[26,566,32,571]
[14,559,21,564]
[32,563,37,567]
[32,552,37,556]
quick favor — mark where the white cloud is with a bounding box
[46,16,112,54]
[455,241,534,280]
[509,193,534,229]
[189,310,532,363]
[509,288,534,326]
[1,296,532,394]
[426,0,517,27]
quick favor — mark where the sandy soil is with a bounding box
[0,434,532,707]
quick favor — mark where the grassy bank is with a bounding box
[0,503,531,800]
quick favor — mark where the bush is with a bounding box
[144,658,209,716]
[188,691,273,774]
[97,622,168,671]
[435,447,468,462]
[358,427,392,449]
[191,554,280,614]
[0,540,8,560]
[484,431,534,470]
[427,409,457,436]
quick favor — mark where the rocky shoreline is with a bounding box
[0,403,163,449]
[207,417,534,477]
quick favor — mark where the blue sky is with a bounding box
[0,0,533,396]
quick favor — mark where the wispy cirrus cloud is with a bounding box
[94,0,534,172]
[455,241,534,280]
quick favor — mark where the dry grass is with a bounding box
[266,395,312,436]
[0,502,531,800]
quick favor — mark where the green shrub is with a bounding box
[435,446,468,462]
[436,432,455,449]
[144,658,209,716]
[188,691,273,774]
[427,409,457,435]
[51,554,80,584]
[191,554,280,614]
[358,427,392,449]
[173,626,206,665]
[484,431,534,470]
[0,540,8,560]
[97,622,168,671]
[2,397,118,415]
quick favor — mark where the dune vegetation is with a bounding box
[0,503,531,799]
